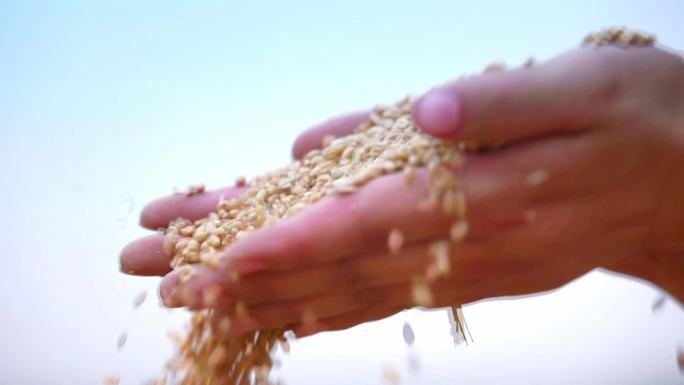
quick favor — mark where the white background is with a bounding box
[1,1,683,384]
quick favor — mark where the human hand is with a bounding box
[127,45,684,338]
[119,109,370,276]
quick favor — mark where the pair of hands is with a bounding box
[121,45,684,338]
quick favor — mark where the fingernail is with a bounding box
[413,88,462,138]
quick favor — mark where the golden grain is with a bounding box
[300,308,318,334]
[484,61,506,73]
[202,285,222,307]
[429,240,451,276]
[526,169,549,186]
[583,27,656,47]
[218,317,232,337]
[103,374,120,385]
[186,184,206,196]
[382,366,400,385]
[411,277,434,307]
[387,229,404,255]
[166,330,183,345]
[449,220,469,243]
[235,301,249,320]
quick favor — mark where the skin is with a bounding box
[120,45,684,338]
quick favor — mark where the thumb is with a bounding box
[412,47,626,144]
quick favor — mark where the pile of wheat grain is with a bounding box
[157,97,467,385]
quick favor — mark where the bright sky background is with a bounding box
[1,1,683,384]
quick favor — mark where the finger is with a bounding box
[222,170,454,274]
[140,186,246,230]
[291,110,371,159]
[211,274,504,336]
[194,236,577,337]
[413,47,630,143]
[210,283,416,336]
[161,237,471,308]
[293,306,404,338]
[120,235,172,276]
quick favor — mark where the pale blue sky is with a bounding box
[3,0,683,134]
[1,1,683,384]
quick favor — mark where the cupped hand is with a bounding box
[119,109,370,276]
[124,45,684,338]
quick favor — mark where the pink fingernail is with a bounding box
[413,88,462,138]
